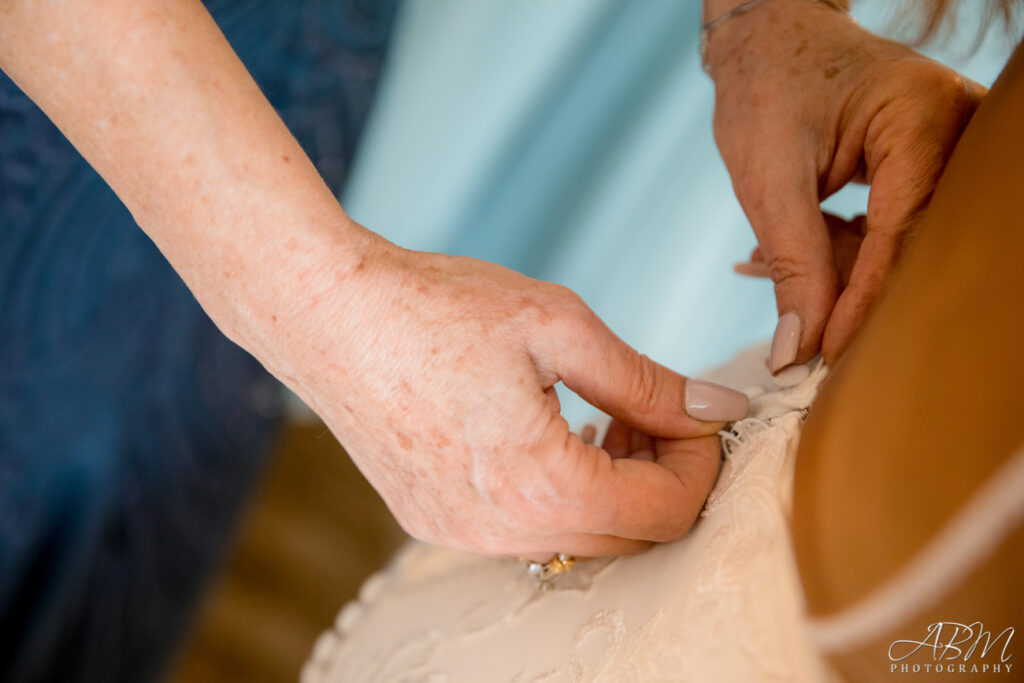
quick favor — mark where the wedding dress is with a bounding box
[302,4,1018,678]
[301,343,836,682]
[301,336,1024,682]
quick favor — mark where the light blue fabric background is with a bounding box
[342,0,1012,427]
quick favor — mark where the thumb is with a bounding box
[538,306,748,437]
[738,168,840,373]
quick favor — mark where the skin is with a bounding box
[705,1,1022,677]
[0,0,730,559]
[793,41,1024,681]
[703,0,985,365]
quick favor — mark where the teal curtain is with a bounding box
[343,0,1009,426]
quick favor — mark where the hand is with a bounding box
[706,0,985,368]
[0,0,744,561]
[271,239,747,558]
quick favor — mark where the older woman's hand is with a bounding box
[1,0,747,561]
[273,240,742,558]
[704,0,985,369]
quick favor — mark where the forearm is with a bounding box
[0,0,376,354]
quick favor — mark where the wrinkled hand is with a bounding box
[706,0,985,367]
[276,240,747,558]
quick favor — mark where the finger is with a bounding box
[512,534,654,562]
[736,163,840,372]
[626,422,657,461]
[823,212,865,287]
[550,433,722,542]
[822,76,980,363]
[601,418,632,458]
[629,429,654,454]
[542,310,748,438]
[823,229,905,363]
[580,423,597,445]
[544,385,561,413]
[740,216,862,282]
[733,260,771,278]
[822,150,934,363]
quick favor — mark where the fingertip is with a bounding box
[821,307,859,367]
[684,379,749,423]
[734,260,772,278]
[580,423,598,445]
[770,311,803,374]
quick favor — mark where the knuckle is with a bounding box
[765,253,815,288]
[901,65,977,131]
[624,353,663,414]
[559,288,592,320]
[506,465,565,528]
[474,461,551,533]
[520,284,592,336]
[556,294,600,337]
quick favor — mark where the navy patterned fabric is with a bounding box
[0,1,398,680]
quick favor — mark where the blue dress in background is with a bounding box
[0,1,397,680]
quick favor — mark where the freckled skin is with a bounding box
[0,0,730,561]
[704,0,983,365]
[294,244,724,557]
[396,432,413,451]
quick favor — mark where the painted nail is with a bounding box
[770,311,802,374]
[685,379,750,422]
[771,362,810,387]
[733,261,771,278]
[580,424,597,445]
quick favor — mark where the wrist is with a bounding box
[193,205,389,360]
[701,0,850,75]
[703,0,759,24]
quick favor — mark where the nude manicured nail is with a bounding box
[771,362,810,387]
[580,424,597,445]
[733,261,771,278]
[770,311,802,374]
[685,380,749,422]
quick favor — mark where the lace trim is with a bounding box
[301,355,831,682]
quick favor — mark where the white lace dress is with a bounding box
[301,344,836,682]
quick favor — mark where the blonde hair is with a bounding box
[900,0,1023,45]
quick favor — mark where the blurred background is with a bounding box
[163,2,1012,680]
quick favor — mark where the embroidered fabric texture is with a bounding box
[302,343,836,683]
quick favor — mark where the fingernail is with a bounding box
[771,362,810,387]
[685,379,749,421]
[770,311,802,374]
[580,424,597,445]
[733,261,771,278]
